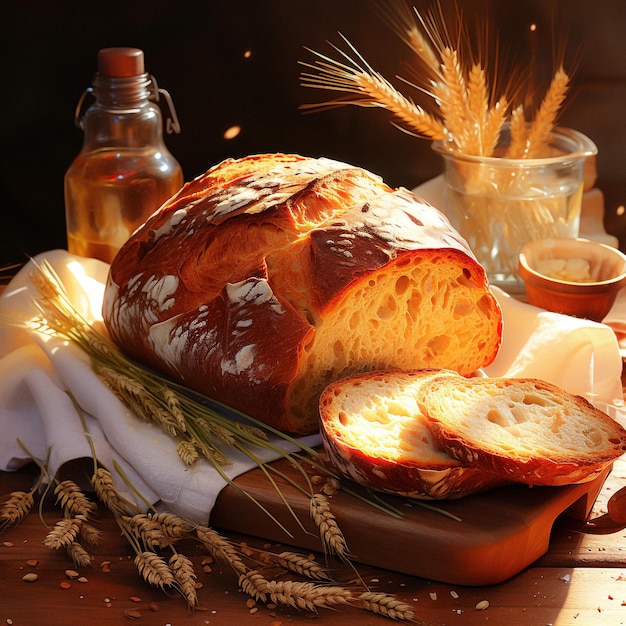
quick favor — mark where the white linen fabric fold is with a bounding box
[1,250,624,525]
[485,288,625,425]
[0,250,320,523]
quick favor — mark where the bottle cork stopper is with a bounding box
[97,47,145,78]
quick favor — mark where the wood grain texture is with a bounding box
[211,457,611,586]
[1,457,625,625]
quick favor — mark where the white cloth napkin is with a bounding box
[1,250,624,526]
[0,251,320,523]
[601,289,626,354]
[485,288,625,426]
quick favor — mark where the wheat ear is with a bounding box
[79,521,103,547]
[91,467,139,517]
[310,493,350,561]
[357,591,416,621]
[265,580,352,612]
[196,525,247,575]
[381,1,440,72]
[124,512,191,549]
[54,480,97,518]
[0,491,34,528]
[467,63,490,154]
[44,516,85,550]
[505,103,528,158]
[169,553,199,609]
[96,365,184,438]
[134,551,177,589]
[300,39,446,140]
[525,66,570,157]
[176,440,200,466]
[239,570,271,602]
[436,47,475,152]
[482,95,508,157]
[273,551,333,581]
[67,541,93,568]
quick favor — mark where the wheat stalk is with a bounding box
[310,493,350,561]
[196,525,248,576]
[123,512,190,549]
[18,259,322,533]
[0,491,34,529]
[67,541,93,568]
[91,467,139,517]
[273,551,332,581]
[301,6,569,162]
[525,66,570,157]
[169,553,199,609]
[79,521,103,547]
[1,450,421,621]
[239,570,271,602]
[300,37,447,140]
[134,551,177,589]
[9,258,432,620]
[44,516,84,550]
[357,592,416,621]
[54,480,97,518]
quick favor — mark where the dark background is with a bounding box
[2,0,626,267]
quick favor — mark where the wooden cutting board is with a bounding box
[211,457,610,586]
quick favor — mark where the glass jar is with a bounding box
[433,126,597,293]
[65,47,184,264]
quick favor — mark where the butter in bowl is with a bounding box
[518,237,626,322]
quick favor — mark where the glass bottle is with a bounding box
[65,47,184,264]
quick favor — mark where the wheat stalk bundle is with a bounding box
[301,3,568,158]
[301,3,574,281]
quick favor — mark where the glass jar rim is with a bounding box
[432,125,597,166]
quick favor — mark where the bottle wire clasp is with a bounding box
[149,75,182,135]
[72,76,182,135]
[73,87,94,130]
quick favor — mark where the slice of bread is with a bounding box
[318,369,508,499]
[418,376,626,486]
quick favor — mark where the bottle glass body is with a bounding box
[65,94,183,264]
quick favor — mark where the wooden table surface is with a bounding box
[1,456,625,626]
[1,278,626,626]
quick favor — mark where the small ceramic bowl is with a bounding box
[518,238,626,322]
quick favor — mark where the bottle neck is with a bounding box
[92,72,153,109]
[78,72,168,150]
[74,72,182,136]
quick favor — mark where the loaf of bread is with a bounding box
[102,153,502,434]
[419,375,626,486]
[318,369,508,499]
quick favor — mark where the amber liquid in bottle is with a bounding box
[65,147,182,264]
[65,47,183,264]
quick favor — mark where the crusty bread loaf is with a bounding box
[419,376,626,486]
[102,153,502,434]
[319,369,508,499]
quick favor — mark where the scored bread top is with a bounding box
[103,154,502,434]
[319,369,507,499]
[418,376,626,486]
